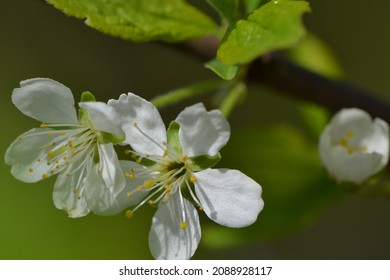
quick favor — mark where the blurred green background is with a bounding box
[2,0,390,259]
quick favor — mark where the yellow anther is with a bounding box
[133,122,138,127]
[68,140,73,147]
[347,146,355,154]
[346,130,354,138]
[143,180,154,189]
[37,158,41,162]
[131,154,137,159]
[70,150,76,156]
[129,174,135,180]
[50,170,54,175]
[124,172,130,177]
[42,174,48,179]
[161,199,168,204]
[60,132,65,136]
[47,151,55,159]
[180,222,188,230]
[163,150,168,157]
[166,177,172,183]
[52,142,56,146]
[46,143,52,148]
[340,138,348,147]
[125,210,134,219]
[17,135,23,140]
[148,200,155,205]
[77,195,81,200]
[127,192,133,198]
[190,175,197,183]
[40,123,47,128]
[56,165,60,169]
[182,154,188,161]
[47,161,51,166]
[66,173,71,177]
[137,186,143,192]
[124,149,131,155]
[165,185,172,191]
[72,188,77,194]
[48,132,53,137]
[38,147,43,151]
[63,156,68,161]
[28,168,34,173]
[199,206,204,211]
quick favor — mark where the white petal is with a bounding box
[108,93,167,156]
[4,128,64,182]
[194,168,263,228]
[84,160,148,215]
[176,103,230,157]
[79,101,124,137]
[98,144,126,195]
[361,118,389,165]
[52,160,92,218]
[324,146,384,184]
[149,195,201,260]
[12,78,78,124]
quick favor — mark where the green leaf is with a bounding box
[167,121,182,155]
[287,34,344,79]
[207,0,239,23]
[217,0,310,65]
[46,0,217,42]
[187,153,221,171]
[204,59,239,80]
[202,125,344,248]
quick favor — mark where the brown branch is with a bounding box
[177,38,390,123]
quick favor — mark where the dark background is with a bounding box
[1,0,390,259]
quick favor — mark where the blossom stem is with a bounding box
[151,79,226,109]
[219,82,247,118]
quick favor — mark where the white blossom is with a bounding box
[89,93,264,259]
[319,108,389,184]
[4,78,126,217]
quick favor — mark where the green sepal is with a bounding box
[205,59,239,80]
[167,121,183,156]
[97,130,125,144]
[81,91,96,102]
[187,153,221,171]
[78,91,96,127]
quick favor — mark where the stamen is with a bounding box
[40,123,47,128]
[28,168,34,173]
[132,121,167,152]
[346,130,354,138]
[126,210,134,218]
[17,135,23,140]
[180,222,188,230]
[190,175,197,183]
[42,174,48,179]
[143,180,154,189]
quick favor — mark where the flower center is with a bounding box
[24,122,99,181]
[123,124,201,230]
[338,130,367,154]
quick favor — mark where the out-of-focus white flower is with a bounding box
[319,108,389,184]
[4,78,126,217]
[87,93,264,260]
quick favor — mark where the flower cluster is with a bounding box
[5,78,264,259]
